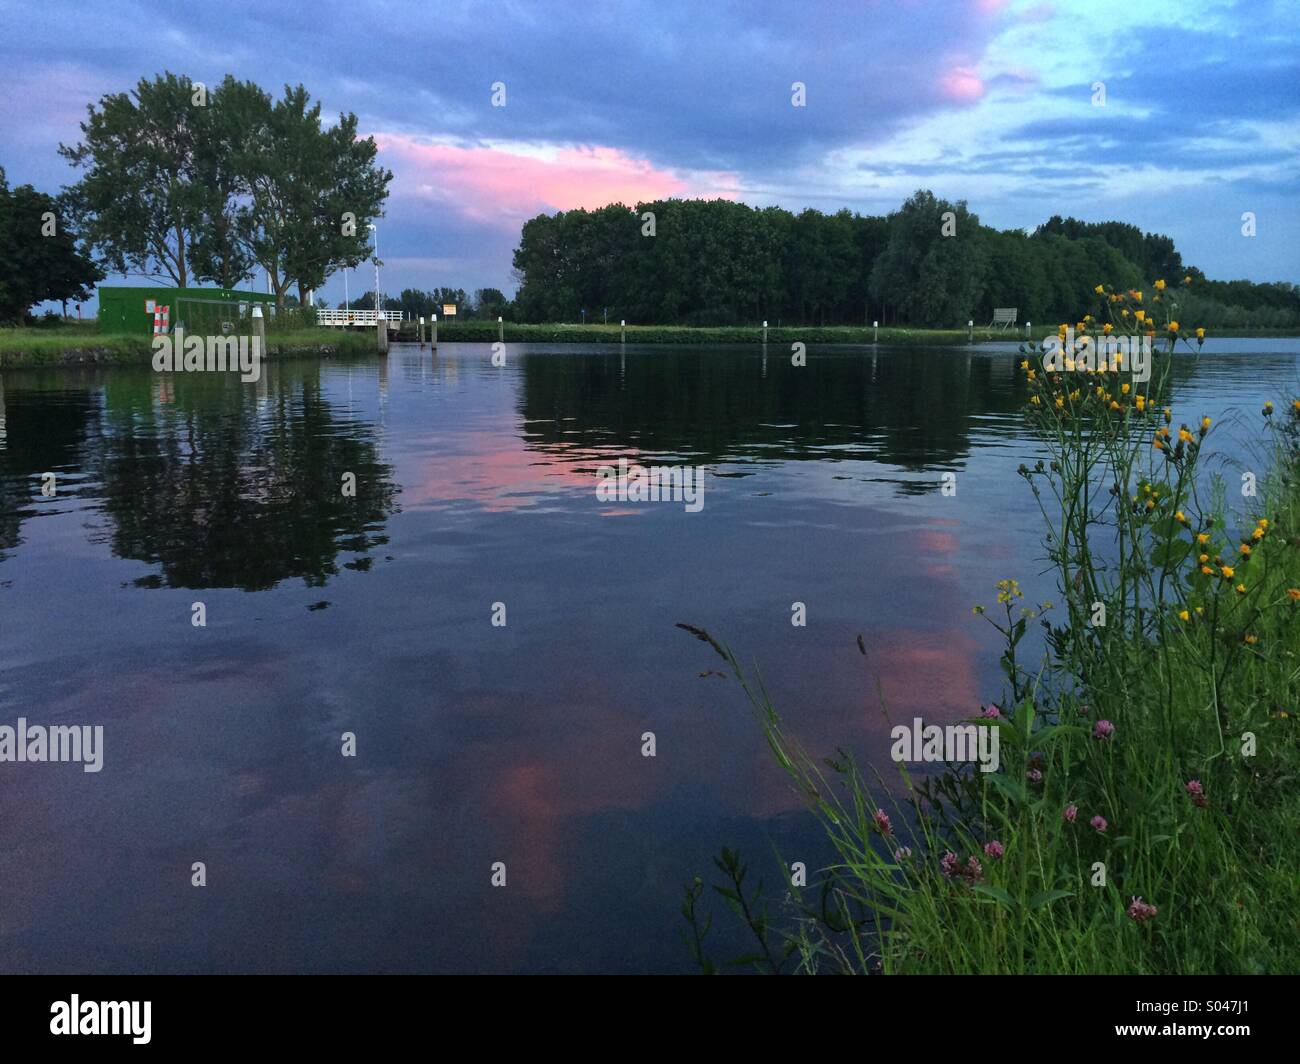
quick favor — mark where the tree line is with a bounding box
[511,191,1300,328]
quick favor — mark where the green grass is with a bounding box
[680,334,1300,974]
[0,323,373,367]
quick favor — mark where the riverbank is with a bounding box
[0,325,374,368]
[682,312,1300,973]
[7,321,1300,366]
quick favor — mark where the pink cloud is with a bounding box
[939,66,986,103]
[373,135,739,229]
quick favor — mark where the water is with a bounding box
[1,340,1297,973]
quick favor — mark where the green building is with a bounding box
[97,286,278,335]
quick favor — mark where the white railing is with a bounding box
[316,309,405,326]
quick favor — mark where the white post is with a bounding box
[762,319,768,344]
[251,305,267,361]
[419,315,426,348]
[1025,321,1032,341]
[498,315,504,342]
[620,318,626,343]
[968,319,973,342]
[873,319,879,343]
[431,313,437,348]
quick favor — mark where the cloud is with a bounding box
[376,136,739,230]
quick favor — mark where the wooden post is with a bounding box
[762,319,768,344]
[419,316,425,349]
[1025,321,1032,340]
[431,314,437,349]
[620,319,626,343]
[498,315,504,342]
[377,309,388,354]
[968,319,973,342]
[873,319,879,344]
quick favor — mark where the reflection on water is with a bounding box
[0,340,1296,972]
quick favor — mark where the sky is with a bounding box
[1,0,1297,307]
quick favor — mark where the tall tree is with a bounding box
[232,82,391,308]
[59,72,220,287]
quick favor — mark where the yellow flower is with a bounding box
[1055,396,1065,409]
[1201,417,1211,432]
[1236,584,1247,595]
[1241,544,1252,556]
[1197,533,1210,544]
[1020,360,1029,370]
[1196,327,1205,340]
[1179,428,1194,443]
[1221,566,1235,579]
[1094,284,1105,294]
[1112,401,1122,411]
[1199,553,1209,563]
[1029,394,1041,405]
[1027,369,1036,381]
[1252,527,1263,540]
[1178,609,1190,622]
[1175,510,1187,523]
[1183,275,1192,284]
[1259,519,1270,529]
[1103,323,1113,335]
[1155,279,1166,290]
[1287,588,1300,601]
[1244,634,1258,645]
[1168,321,1179,332]
[1135,310,1146,323]
[972,605,985,615]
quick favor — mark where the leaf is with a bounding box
[970,884,1017,908]
[1026,889,1074,909]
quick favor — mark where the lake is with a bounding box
[1,339,1297,973]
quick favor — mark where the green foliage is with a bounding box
[0,168,101,322]
[58,71,391,307]
[511,191,1300,329]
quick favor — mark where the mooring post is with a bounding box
[873,319,879,344]
[620,318,626,344]
[251,305,267,363]
[419,316,425,349]
[1025,320,1032,341]
[377,309,388,354]
[968,319,973,343]
[498,315,504,342]
[762,319,768,344]
[431,313,437,349]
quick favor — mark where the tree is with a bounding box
[0,168,101,323]
[60,72,219,287]
[230,82,391,308]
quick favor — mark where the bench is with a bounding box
[990,308,1017,329]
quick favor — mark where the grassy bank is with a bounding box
[681,297,1300,974]
[0,324,374,367]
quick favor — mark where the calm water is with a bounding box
[1,340,1297,973]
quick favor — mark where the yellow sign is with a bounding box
[442,304,457,316]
